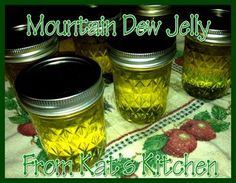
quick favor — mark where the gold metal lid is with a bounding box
[135,5,172,17]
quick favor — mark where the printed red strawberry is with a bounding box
[180,120,216,141]
[17,122,37,137]
[163,129,197,158]
[175,57,184,66]
[164,129,181,137]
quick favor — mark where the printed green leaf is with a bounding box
[5,98,18,110]
[111,156,139,178]
[37,150,52,172]
[143,150,165,174]
[18,105,28,115]
[143,134,168,152]
[19,109,30,120]
[211,105,228,120]
[207,118,230,132]
[175,50,183,58]
[142,135,173,173]
[193,110,211,121]
[37,150,49,162]
[5,87,16,99]
[35,137,44,149]
[8,115,29,124]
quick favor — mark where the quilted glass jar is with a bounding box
[15,56,105,170]
[182,9,231,100]
[73,5,121,79]
[108,35,176,124]
[75,37,112,75]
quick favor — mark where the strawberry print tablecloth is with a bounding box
[5,36,231,178]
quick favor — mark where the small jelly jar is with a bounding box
[108,35,176,124]
[73,5,121,78]
[182,9,231,100]
[15,56,105,170]
[5,24,58,86]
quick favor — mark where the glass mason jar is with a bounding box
[108,35,176,124]
[182,9,231,100]
[73,5,121,79]
[15,56,106,170]
[5,24,59,86]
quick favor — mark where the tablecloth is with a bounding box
[5,36,231,178]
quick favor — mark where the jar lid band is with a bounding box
[108,42,176,70]
[189,29,231,45]
[15,56,104,116]
[5,35,59,63]
[135,5,172,17]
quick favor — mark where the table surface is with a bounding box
[5,36,231,178]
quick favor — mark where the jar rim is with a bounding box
[15,56,104,116]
